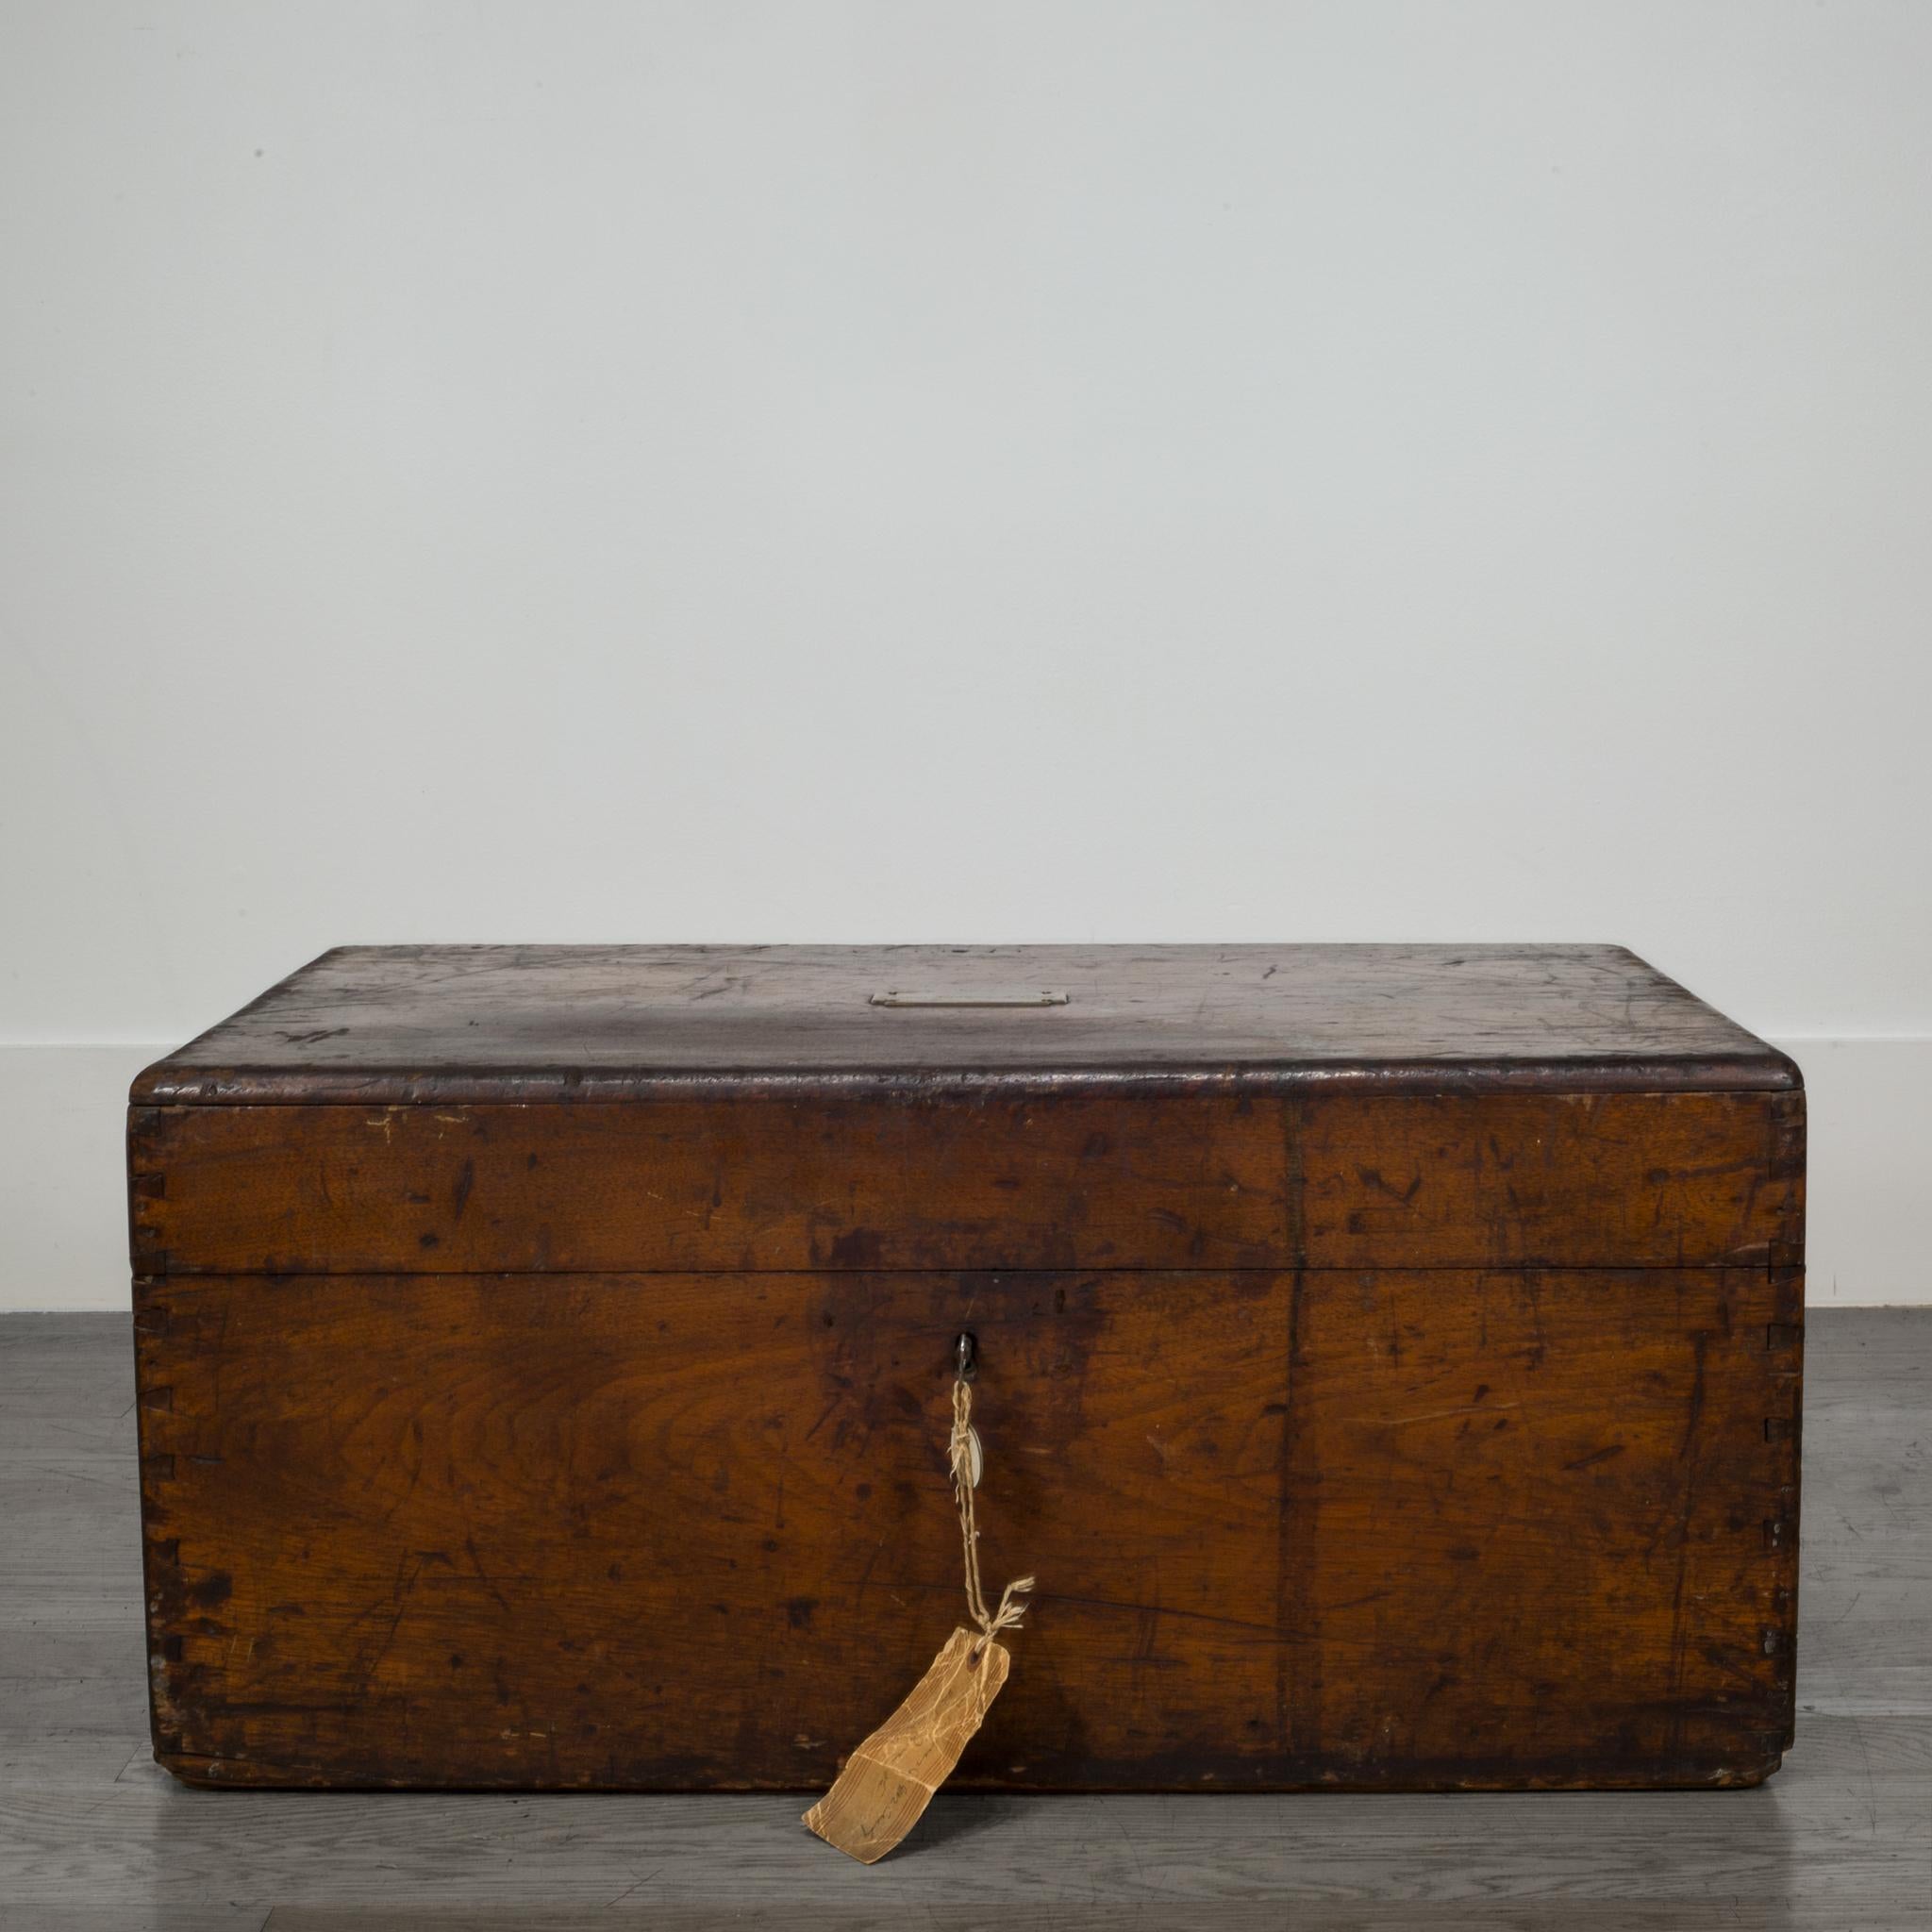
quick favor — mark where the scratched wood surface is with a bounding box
[137,1270,1294,1790]
[1285,1266,1802,1787]
[128,1090,1801,1276]
[135,1267,1798,1790]
[131,943,1796,1103]
[123,943,1807,1797]
[126,1092,1292,1276]
[2,1310,1924,1930]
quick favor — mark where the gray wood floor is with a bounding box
[2,1308,1926,1932]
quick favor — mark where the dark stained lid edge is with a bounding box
[131,1050,1802,1106]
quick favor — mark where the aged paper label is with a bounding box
[802,1626,1010,1864]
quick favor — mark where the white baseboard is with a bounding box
[0,1039,1923,1312]
[1,1046,159,1313]
[1779,1036,1927,1307]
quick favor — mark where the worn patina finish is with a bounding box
[130,944,1804,1790]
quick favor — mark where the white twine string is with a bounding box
[949,1376,1034,1659]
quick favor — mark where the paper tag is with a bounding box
[802,1626,1009,1864]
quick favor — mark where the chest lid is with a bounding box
[129,944,1802,1277]
[135,942,1791,1105]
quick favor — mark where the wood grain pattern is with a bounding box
[131,943,1797,1104]
[129,1091,1799,1276]
[1285,1264,1803,1787]
[126,1092,1291,1275]
[134,1266,1797,1790]
[137,1269,1291,1789]
[124,943,1807,1795]
[1297,1089,1805,1271]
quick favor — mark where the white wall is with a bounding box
[2,2,1926,1307]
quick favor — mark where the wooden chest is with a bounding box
[129,943,1805,1790]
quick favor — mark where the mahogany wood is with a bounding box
[136,1266,1799,1790]
[126,943,1806,1791]
[132,943,1796,1105]
[128,1091,1799,1277]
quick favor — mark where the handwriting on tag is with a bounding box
[802,1626,1010,1864]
